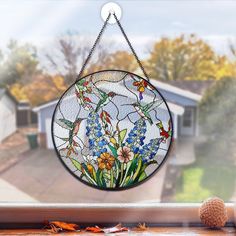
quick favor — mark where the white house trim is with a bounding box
[150,79,202,102]
[168,102,184,116]
[33,100,58,112]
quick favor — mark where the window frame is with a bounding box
[0,203,234,226]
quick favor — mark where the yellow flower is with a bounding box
[97,152,115,170]
[87,163,94,175]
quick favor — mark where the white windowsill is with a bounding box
[0,203,234,225]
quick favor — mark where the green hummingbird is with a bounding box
[56,117,85,145]
[124,100,163,125]
[95,87,124,112]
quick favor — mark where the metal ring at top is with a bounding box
[101,2,122,24]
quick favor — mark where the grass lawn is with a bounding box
[175,141,236,202]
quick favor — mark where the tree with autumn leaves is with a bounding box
[10,75,67,106]
[0,40,67,106]
[0,40,40,86]
[1,34,236,106]
[146,34,235,81]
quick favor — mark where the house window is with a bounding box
[182,108,193,127]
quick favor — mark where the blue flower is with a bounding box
[150,153,155,159]
[93,151,101,157]
[128,132,137,137]
[96,131,103,137]
[126,138,133,144]
[139,149,144,155]
[132,147,139,154]
[125,119,147,150]
[89,139,95,147]
[86,111,108,157]
[98,139,107,147]
[139,138,162,162]
[101,148,107,153]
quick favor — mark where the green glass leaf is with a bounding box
[108,144,118,157]
[138,171,147,182]
[132,157,143,182]
[55,136,69,142]
[118,129,127,145]
[127,158,138,177]
[110,169,114,188]
[120,162,132,187]
[103,172,111,180]
[76,79,86,86]
[96,169,106,188]
[71,159,82,172]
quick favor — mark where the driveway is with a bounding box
[0,127,38,202]
[0,127,36,173]
[0,148,167,203]
[168,137,196,166]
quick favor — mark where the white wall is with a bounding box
[0,94,16,142]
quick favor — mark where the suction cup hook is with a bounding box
[101,2,122,24]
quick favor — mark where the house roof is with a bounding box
[150,79,202,102]
[165,80,214,95]
[33,99,58,112]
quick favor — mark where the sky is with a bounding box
[0,0,236,58]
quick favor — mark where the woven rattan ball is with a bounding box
[199,197,228,228]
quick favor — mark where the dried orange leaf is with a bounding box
[103,224,128,234]
[135,223,148,231]
[50,221,79,231]
[85,225,103,233]
[44,221,79,233]
[48,223,59,233]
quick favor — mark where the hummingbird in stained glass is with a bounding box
[56,117,85,156]
[56,117,85,145]
[156,119,172,142]
[124,100,163,125]
[95,88,127,112]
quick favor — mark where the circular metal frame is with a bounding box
[51,69,173,191]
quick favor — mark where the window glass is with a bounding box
[0,0,235,204]
[182,108,193,127]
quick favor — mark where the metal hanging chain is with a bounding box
[77,12,149,81]
[113,13,150,81]
[77,13,111,79]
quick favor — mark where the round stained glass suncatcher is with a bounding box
[52,70,173,190]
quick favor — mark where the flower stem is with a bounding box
[110,169,114,188]
[119,163,124,185]
[132,157,142,182]
[120,162,131,187]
